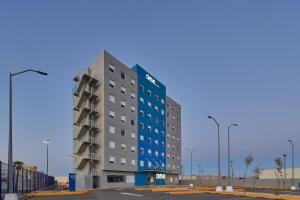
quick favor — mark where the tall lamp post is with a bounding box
[43,139,50,175]
[5,70,47,200]
[288,140,295,190]
[207,116,222,192]
[198,164,202,184]
[226,124,238,192]
[185,148,197,185]
[283,154,287,189]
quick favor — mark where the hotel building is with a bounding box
[72,51,181,189]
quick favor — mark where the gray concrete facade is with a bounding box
[166,96,181,185]
[73,51,138,189]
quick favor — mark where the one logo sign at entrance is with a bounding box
[156,173,166,180]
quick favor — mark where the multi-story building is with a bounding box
[72,51,181,189]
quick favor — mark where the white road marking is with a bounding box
[120,192,143,197]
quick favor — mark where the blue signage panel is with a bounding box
[69,173,76,192]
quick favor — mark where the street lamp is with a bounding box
[230,161,234,182]
[207,116,222,192]
[5,69,47,200]
[283,154,287,189]
[185,148,197,185]
[198,164,202,184]
[43,139,50,175]
[288,140,295,190]
[226,123,238,192]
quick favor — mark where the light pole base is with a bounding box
[4,193,18,200]
[291,186,296,190]
[225,186,233,192]
[216,186,223,192]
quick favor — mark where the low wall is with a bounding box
[179,178,300,189]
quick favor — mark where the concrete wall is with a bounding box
[180,177,300,189]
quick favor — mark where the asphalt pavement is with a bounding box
[23,188,262,200]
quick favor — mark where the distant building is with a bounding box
[72,51,181,189]
[259,168,300,179]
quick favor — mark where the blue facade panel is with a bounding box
[131,65,166,186]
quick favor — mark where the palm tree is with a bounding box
[274,157,284,188]
[252,166,263,187]
[13,160,24,193]
[244,154,254,187]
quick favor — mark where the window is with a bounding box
[140,148,144,154]
[131,133,136,139]
[140,110,144,117]
[167,144,170,149]
[107,175,124,183]
[148,125,152,133]
[109,126,115,134]
[121,158,126,165]
[161,110,165,115]
[140,97,144,104]
[147,90,151,96]
[121,101,126,108]
[131,160,136,166]
[154,95,158,101]
[140,135,144,141]
[155,151,158,157]
[108,64,115,72]
[177,156,180,160]
[148,149,152,155]
[121,129,126,136]
[109,110,115,118]
[162,163,165,167]
[109,141,115,149]
[155,128,158,134]
[131,78,135,86]
[148,114,152,121]
[155,140,158,145]
[131,92,135,99]
[140,160,144,167]
[148,161,152,168]
[148,138,152,144]
[131,146,136,152]
[121,72,126,80]
[161,152,165,157]
[172,136,176,140]
[167,154,170,159]
[139,84,144,92]
[109,95,115,103]
[131,106,135,112]
[172,165,176,170]
[109,157,115,164]
[131,120,135,125]
[161,142,165,147]
[140,122,144,129]
[167,134,170,139]
[109,80,115,88]
[121,115,126,122]
[148,101,152,108]
[121,86,126,94]
[161,99,165,104]
[155,106,158,111]
[121,144,126,150]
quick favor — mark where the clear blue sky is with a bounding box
[0,0,299,177]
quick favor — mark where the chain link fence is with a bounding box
[0,161,55,200]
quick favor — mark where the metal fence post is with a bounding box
[0,161,2,200]
[21,168,24,195]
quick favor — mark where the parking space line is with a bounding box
[120,192,143,197]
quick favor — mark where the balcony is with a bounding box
[75,102,99,124]
[75,119,99,139]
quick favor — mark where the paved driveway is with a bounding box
[24,188,262,200]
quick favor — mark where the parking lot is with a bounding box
[24,188,262,200]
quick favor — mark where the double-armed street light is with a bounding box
[5,69,47,200]
[185,148,197,184]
